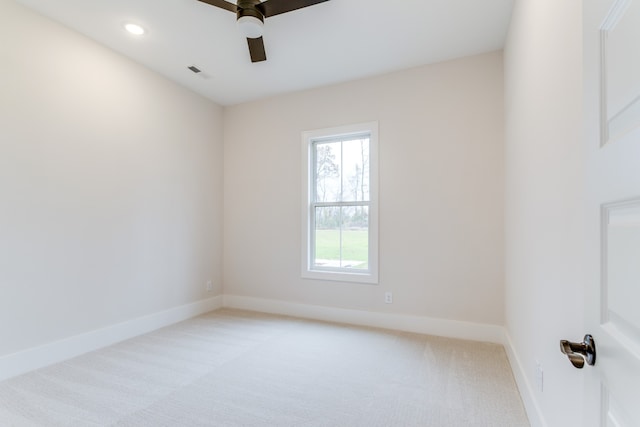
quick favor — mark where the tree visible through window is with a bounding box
[302,122,378,283]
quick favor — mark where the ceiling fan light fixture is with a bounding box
[237,15,264,39]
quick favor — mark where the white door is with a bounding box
[581,0,640,425]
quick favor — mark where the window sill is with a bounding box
[302,269,378,284]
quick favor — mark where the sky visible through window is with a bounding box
[314,136,370,203]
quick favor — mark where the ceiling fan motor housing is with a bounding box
[237,0,264,22]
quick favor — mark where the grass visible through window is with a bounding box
[315,229,368,269]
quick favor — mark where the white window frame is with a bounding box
[301,121,379,284]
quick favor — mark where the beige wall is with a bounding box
[224,52,505,325]
[504,0,585,425]
[2,0,506,381]
[0,0,224,357]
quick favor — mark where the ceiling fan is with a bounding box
[197,0,330,63]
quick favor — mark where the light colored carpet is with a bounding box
[0,309,529,426]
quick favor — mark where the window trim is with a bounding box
[301,121,379,284]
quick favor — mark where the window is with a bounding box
[301,122,378,283]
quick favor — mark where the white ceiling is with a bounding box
[15,0,515,106]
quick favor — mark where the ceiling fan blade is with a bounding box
[247,37,267,62]
[256,0,329,18]
[196,0,237,13]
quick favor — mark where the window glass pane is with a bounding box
[342,138,370,202]
[342,206,368,270]
[314,206,368,270]
[314,206,340,267]
[314,142,341,203]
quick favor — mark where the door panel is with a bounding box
[601,200,640,426]
[585,0,640,426]
[603,387,636,427]
[602,0,640,143]
[603,200,640,341]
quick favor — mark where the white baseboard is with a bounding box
[503,331,547,427]
[223,295,505,344]
[0,296,223,382]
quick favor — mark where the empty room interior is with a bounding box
[3,0,640,425]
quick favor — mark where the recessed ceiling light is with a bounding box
[124,23,145,36]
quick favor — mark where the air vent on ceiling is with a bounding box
[187,65,211,80]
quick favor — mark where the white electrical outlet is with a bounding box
[206,280,213,292]
[535,361,544,392]
[384,291,393,304]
